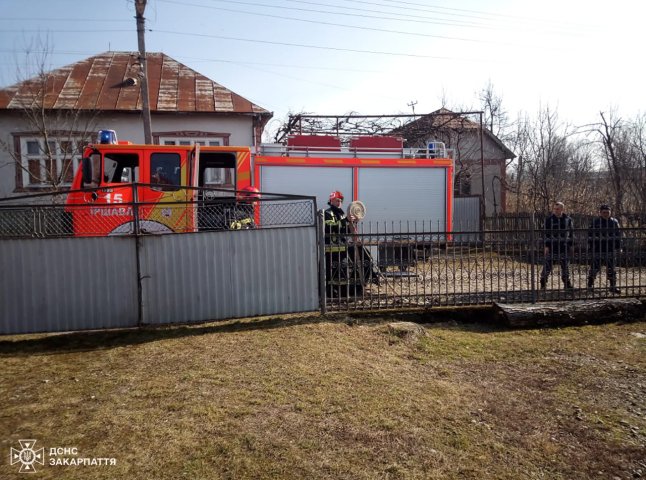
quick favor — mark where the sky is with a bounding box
[1,0,644,135]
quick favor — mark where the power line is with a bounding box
[1,29,132,34]
[153,29,496,61]
[286,0,508,22]
[0,18,129,22]
[155,0,545,48]
[0,49,381,71]
[182,56,382,73]
[203,0,595,33]
[353,0,595,28]
[0,3,592,34]
[155,0,585,50]
[194,0,507,30]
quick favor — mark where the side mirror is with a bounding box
[82,157,93,185]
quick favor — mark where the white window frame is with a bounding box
[158,136,225,147]
[158,136,229,186]
[20,136,84,188]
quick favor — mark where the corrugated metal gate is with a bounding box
[453,196,481,243]
[0,227,318,335]
[0,237,140,333]
[0,192,319,335]
[139,228,318,324]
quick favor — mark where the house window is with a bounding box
[19,136,85,188]
[159,137,224,147]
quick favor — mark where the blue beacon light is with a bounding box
[98,130,117,144]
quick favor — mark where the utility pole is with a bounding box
[407,100,418,120]
[135,0,153,143]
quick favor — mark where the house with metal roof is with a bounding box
[0,51,272,197]
[392,108,515,216]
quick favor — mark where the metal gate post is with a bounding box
[530,212,537,304]
[132,182,144,325]
[317,209,327,314]
[132,182,141,235]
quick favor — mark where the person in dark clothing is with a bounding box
[324,191,358,296]
[587,204,622,293]
[198,187,258,231]
[540,201,574,289]
[227,186,259,230]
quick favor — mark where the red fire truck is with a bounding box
[67,130,453,236]
[66,130,252,235]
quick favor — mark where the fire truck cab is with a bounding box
[66,130,252,235]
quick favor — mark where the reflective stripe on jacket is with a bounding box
[324,206,350,253]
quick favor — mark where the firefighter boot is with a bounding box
[563,279,574,289]
[609,283,621,294]
[539,278,546,290]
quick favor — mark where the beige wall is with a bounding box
[421,131,510,216]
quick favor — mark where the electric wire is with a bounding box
[152,29,493,60]
[155,0,558,49]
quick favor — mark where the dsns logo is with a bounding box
[10,440,44,473]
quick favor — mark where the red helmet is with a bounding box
[238,185,260,200]
[329,191,344,202]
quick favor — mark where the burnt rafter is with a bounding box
[284,110,485,147]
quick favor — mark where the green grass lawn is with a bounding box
[1,314,644,479]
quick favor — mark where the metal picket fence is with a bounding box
[323,219,646,311]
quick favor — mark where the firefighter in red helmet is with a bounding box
[239,185,260,200]
[325,190,356,238]
[324,190,358,297]
[229,186,260,229]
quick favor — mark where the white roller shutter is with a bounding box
[260,165,353,211]
[358,167,446,230]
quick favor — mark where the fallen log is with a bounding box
[494,298,645,328]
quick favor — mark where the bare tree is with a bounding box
[505,112,532,212]
[626,113,646,212]
[596,111,627,215]
[478,81,509,140]
[588,110,646,215]
[0,39,99,193]
[509,105,595,214]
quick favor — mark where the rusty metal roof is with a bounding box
[0,51,271,117]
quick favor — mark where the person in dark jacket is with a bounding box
[540,201,574,289]
[324,191,358,295]
[587,204,622,293]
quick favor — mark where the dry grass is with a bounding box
[1,314,645,479]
